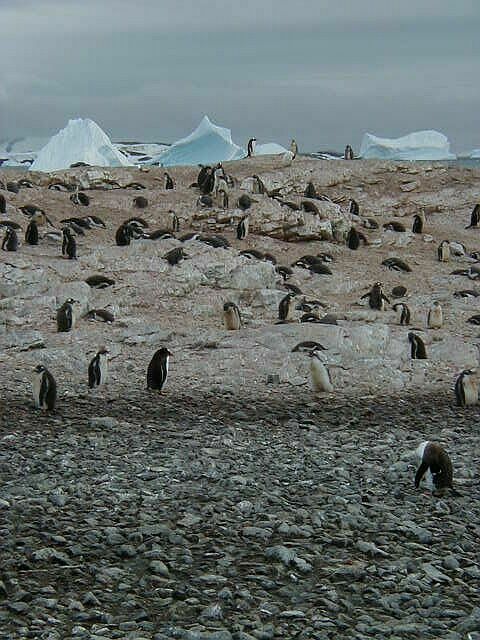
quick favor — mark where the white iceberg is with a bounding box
[149,115,245,166]
[461,149,480,159]
[360,130,456,161]
[30,118,133,172]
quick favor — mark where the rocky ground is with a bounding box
[1,157,480,638]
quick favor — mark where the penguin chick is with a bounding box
[393,303,411,325]
[427,301,443,329]
[223,302,242,330]
[454,369,478,406]
[308,350,333,393]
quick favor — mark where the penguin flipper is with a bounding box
[414,461,429,488]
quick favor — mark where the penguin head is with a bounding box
[158,347,172,359]
[98,347,109,355]
[34,364,46,374]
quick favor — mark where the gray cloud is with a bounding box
[1,1,479,152]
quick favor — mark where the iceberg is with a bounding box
[255,142,289,156]
[30,118,133,172]
[360,130,456,161]
[149,115,245,166]
[462,149,480,159]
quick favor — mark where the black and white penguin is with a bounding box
[437,240,450,262]
[223,302,242,330]
[290,139,298,159]
[164,247,186,266]
[427,301,443,329]
[88,348,109,388]
[32,364,57,411]
[170,210,180,232]
[414,441,453,492]
[238,194,255,211]
[344,144,354,160]
[392,285,407,298]
[144,228,174,241]
[116,222,133,246]
[454,369,478,406]
[408,332,427,359]
[308,350,333,393]
[84,215,106,229]
[349,199,359,215]
[62,227,77,259]
[275,265,293,280]
[70,191,90,206]
[467,314,480,325]
[2,227,19,251]
[25,219,39,245]
[466,204,480,229]
[361,282,390,310]
[346,227,367,250]
[383,221,406,232]
[292,341,327,353]
[57,298,78,332]
[0,193,6,214]
[147,347,172,391]
[278,293,296,322]
[412,214,424,234]
[247,137,256,157]
[304,182,317,199]
[237,215,249,240]
[164,172,174,190]
[362,217,379,230]
[85,309,114,323]
[381,257,412,272]
[85,274,115,289]
[453,289,479,299]
[393,303,411,325]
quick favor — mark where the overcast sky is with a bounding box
[0,0,479,152]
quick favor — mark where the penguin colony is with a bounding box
[1,157,478,498]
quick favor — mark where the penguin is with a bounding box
[414,441,453,493]
[88,348,109,388]
[83,215,106,229]
[164,172,174,190]
[392,285,407,298]
[238,194,255,211]
[292,341,327,353]
[241,249,265,261]
[344,144,354,160]
[309,262,332,275]
[412,214,424,234]
[25,219,39,245]
[223,302,242,330]
[2,227,19,251]
[290,139,298,159]
[362,217,379,230]
[383,221,406,232]
[349,199,359,215]
[20,204,45,217]
[301,200,320,215]
[304,182,317,199]
[143,229,174,240]
[197,165,212,191]
[427,301,443,329]
[361,282,390,311]
[466,314,480,325]
[197,195,213,208]
[408,332,427,359]
[275,265,293,280]
[308,350,334,393]
[70,191,90,206]
[466,204,480,229]
[393,303,411,325]
[164,247,186,266]
[147,347,172,391]
[237,215,249,240]
[199,234,230,249]
[62,227,77,259]
[247,137,256,157]
[437,240,450,262]
[133,196,148,209]
[116,222,133,246]
[85,309,114,323]
[346,227,367,250]
[278,293,296,321]
[453,289,479,298]
[32,364,57,411]
[170,210,180,232]
[454,369,478,406]
[57,298,78,332]
[382,257,412,272]
[0,193,6,214]
[284,283,303,295]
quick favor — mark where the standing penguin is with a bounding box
[349,199,359,215]
[437,240,450,262]
[412,214,424,234]
[393,302,411,325]
[88,348,109,388]
[164,172,174,190]
[454,369,478,406]
[427,301,443,329]
[57,298,78,332]
[344,145,354,160]
[0,193,6,214]
[223,302,242,330]
[278,292,296,321]
[62,227,77,259]
[247,137,256,157]
[466,204,480,229]
[408,332,427,359]
[237,215,249,240]
[346,227,367,250]
[361,282,390,310]
[170,210,180,232]
[414,441,453,493]
[25,219,39,245]
[2,227,19,251]
[147,347,172,391]
[32,364,57,411]
[290,139,298,159]
[308,350,334,393]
